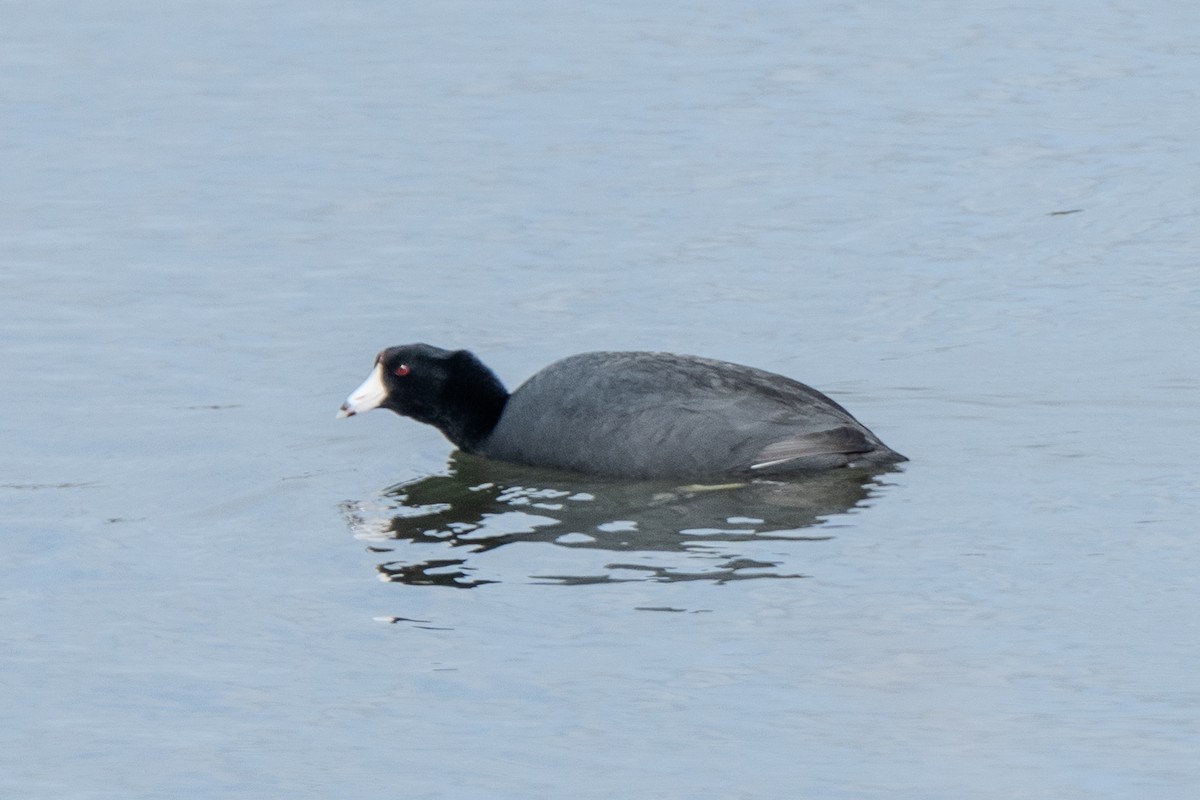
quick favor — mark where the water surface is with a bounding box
[2,2,1198,798]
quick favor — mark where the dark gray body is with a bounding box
[479,351,905,478]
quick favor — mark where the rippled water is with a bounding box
[343,454,897,592]
[3,2,1198,798]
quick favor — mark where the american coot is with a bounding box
[338,344,907,478]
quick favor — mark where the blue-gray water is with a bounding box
[3,2,1198,798]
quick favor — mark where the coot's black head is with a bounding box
[337,343,508,451]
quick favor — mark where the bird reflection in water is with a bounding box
[340,453,898,588]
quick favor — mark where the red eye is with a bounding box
[393,364,411,377]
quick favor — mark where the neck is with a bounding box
[435,352,509,452]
